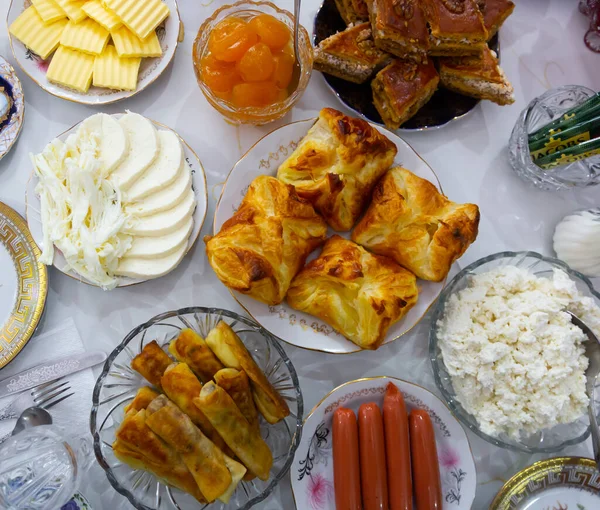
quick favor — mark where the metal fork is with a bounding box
[0,380,74,421]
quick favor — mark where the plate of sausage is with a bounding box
[291,376,476,509]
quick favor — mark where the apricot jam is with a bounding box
[200,13,293,108]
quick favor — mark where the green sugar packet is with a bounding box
[535,135,600,170]
[528,91,600,144]
[529,115,600,161]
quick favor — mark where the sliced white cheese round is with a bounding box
[110,112,160,190]
[125,189,196,237]
[125,216,193,259]
[126,130,183,202]
[114,241,188,280]
[79,113,128,174]
[125,159,192,217]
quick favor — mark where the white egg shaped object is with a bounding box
[553,208,600,277]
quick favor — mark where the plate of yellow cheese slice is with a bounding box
[7,0,180,104]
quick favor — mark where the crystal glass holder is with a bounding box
[509,85,600,191]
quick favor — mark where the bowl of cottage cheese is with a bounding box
[430,251,600,453]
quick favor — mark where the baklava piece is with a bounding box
[366,0,430,63]
[314,22,391,84]
[334,0,370,24]
[421,0,488,56]
[476,0,515,40]
[371,58,439,129]
[438,45,514,105]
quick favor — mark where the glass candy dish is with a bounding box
[91,307,303,510]
[430,251,600,453]
[509,85,600,190]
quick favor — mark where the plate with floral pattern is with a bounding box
[61,492,93,510]
[213,117,446,354]
[0,55,24,161]
[6,0,181,105]
[490,457,600,510]
[290,376,476,510]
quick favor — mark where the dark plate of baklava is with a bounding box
[313,0,513,131]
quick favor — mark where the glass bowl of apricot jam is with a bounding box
[193,1,313,125]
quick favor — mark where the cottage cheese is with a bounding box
[437,266,600,440]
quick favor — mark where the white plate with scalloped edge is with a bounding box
[291,376,476,510]
[25,113,207,288]
[213,118,446,354]
[7,0,180,105]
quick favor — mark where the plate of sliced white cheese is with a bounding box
[25,111,207,289]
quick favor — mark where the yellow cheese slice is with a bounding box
[104,0,169,40]
[93,45,141,90]
[81,0,122,31]
[111,26,162,58]
[54,0,87,22]
[31,0,67,24]
[61,18,110,55]
[9,6,68,60]
[47,45,94,92]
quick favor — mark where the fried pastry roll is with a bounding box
[194,382,273,481]
[205,321,290,424]
[161,362,229,452]
[214,368,260,431]
[131,340,172,389]
[113,409,205,503]
[169,328,224,383]
[124,386,160,413]
[145,395,245,503]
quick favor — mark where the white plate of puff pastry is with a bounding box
[207,108,480,354]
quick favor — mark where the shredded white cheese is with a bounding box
[437,266,600,440]
[31,128,133,290]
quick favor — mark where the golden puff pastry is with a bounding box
[205,176,327,305]
[277,108,397,231]
[352,167,480,281]
[287,235,418,350]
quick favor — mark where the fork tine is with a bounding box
[36,386,71,407]
[30,379,63,395]
[33,381,69,401]
[42,392,74,410]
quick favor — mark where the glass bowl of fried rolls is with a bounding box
[91,307,303,509]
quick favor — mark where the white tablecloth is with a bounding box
[1,0,600,508]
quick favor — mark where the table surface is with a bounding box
[1,0,600,508]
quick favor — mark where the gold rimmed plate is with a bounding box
[290,376,476,509]
[490,457,600,509]
[213,117,446,354]
[0,202,47,369]
[25,114,208,288]
[6,0,181,105]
